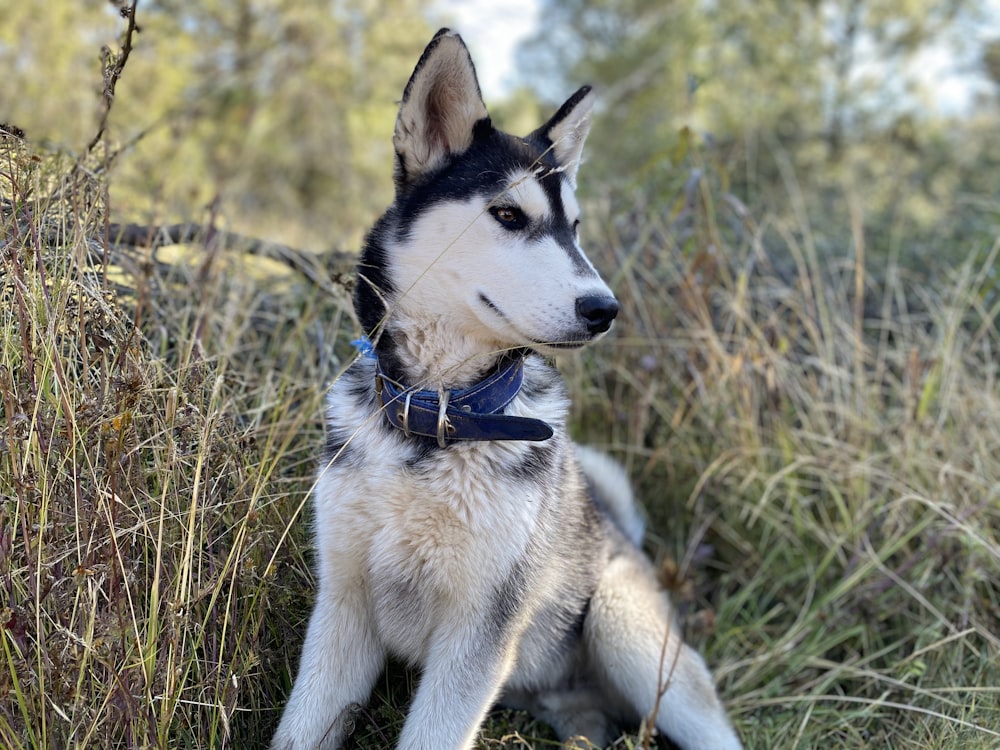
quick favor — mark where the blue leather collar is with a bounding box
[355,340,553,446]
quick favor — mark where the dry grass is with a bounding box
[0,134,349,747]
[2,129,999,750]
[568,175,1000,748]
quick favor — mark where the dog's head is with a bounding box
[364,29,617,364]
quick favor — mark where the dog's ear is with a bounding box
[394,28,490,183]
[531,86,595,186]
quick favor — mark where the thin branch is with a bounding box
[105,222,354,295]
[86,1,141,155]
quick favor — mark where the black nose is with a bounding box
[576,295,619,335]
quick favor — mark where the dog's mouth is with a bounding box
[537,338,591,351]
[477,293,604,350]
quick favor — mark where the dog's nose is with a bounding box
[576,295,619,334]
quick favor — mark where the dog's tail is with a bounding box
[575,445,645,547]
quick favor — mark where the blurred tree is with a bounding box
[113,0,433,246]
[519,0,985,177]
[0,2,120,148]
[517,0,706,201]
[983,37,1000,92]
[0,0,433,247]
[517,0,996,268]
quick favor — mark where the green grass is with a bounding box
[2,131,999,749]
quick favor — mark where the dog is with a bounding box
[271,28,742,750]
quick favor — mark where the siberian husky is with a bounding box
[271,28,742,750]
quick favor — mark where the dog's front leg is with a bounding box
[397,617,518,750]
[271,587,385,750]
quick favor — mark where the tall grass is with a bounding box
[2,128,998,750]
[570,169,1000,748]
[0,133,350,747]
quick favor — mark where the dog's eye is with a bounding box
[572,218,580,237]
[489,205,527,230]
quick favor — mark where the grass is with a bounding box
[0,133,346,747]
[2,127,999,750]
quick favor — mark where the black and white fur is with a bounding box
[271,29,742,750]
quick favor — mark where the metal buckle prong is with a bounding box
[401,392,413,438]
[436,389,452,448]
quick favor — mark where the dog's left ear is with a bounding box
[531,86,596,186]
[394,29,490,183]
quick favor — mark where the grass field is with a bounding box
[2,127,999,749]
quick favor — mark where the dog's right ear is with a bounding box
[394,29,490,184]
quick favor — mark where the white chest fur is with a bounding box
[313,432,544,662]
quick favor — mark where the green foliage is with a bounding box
[2,3,999,749]
[0,0,433,248]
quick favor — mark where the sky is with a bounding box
[432,0,540,100]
